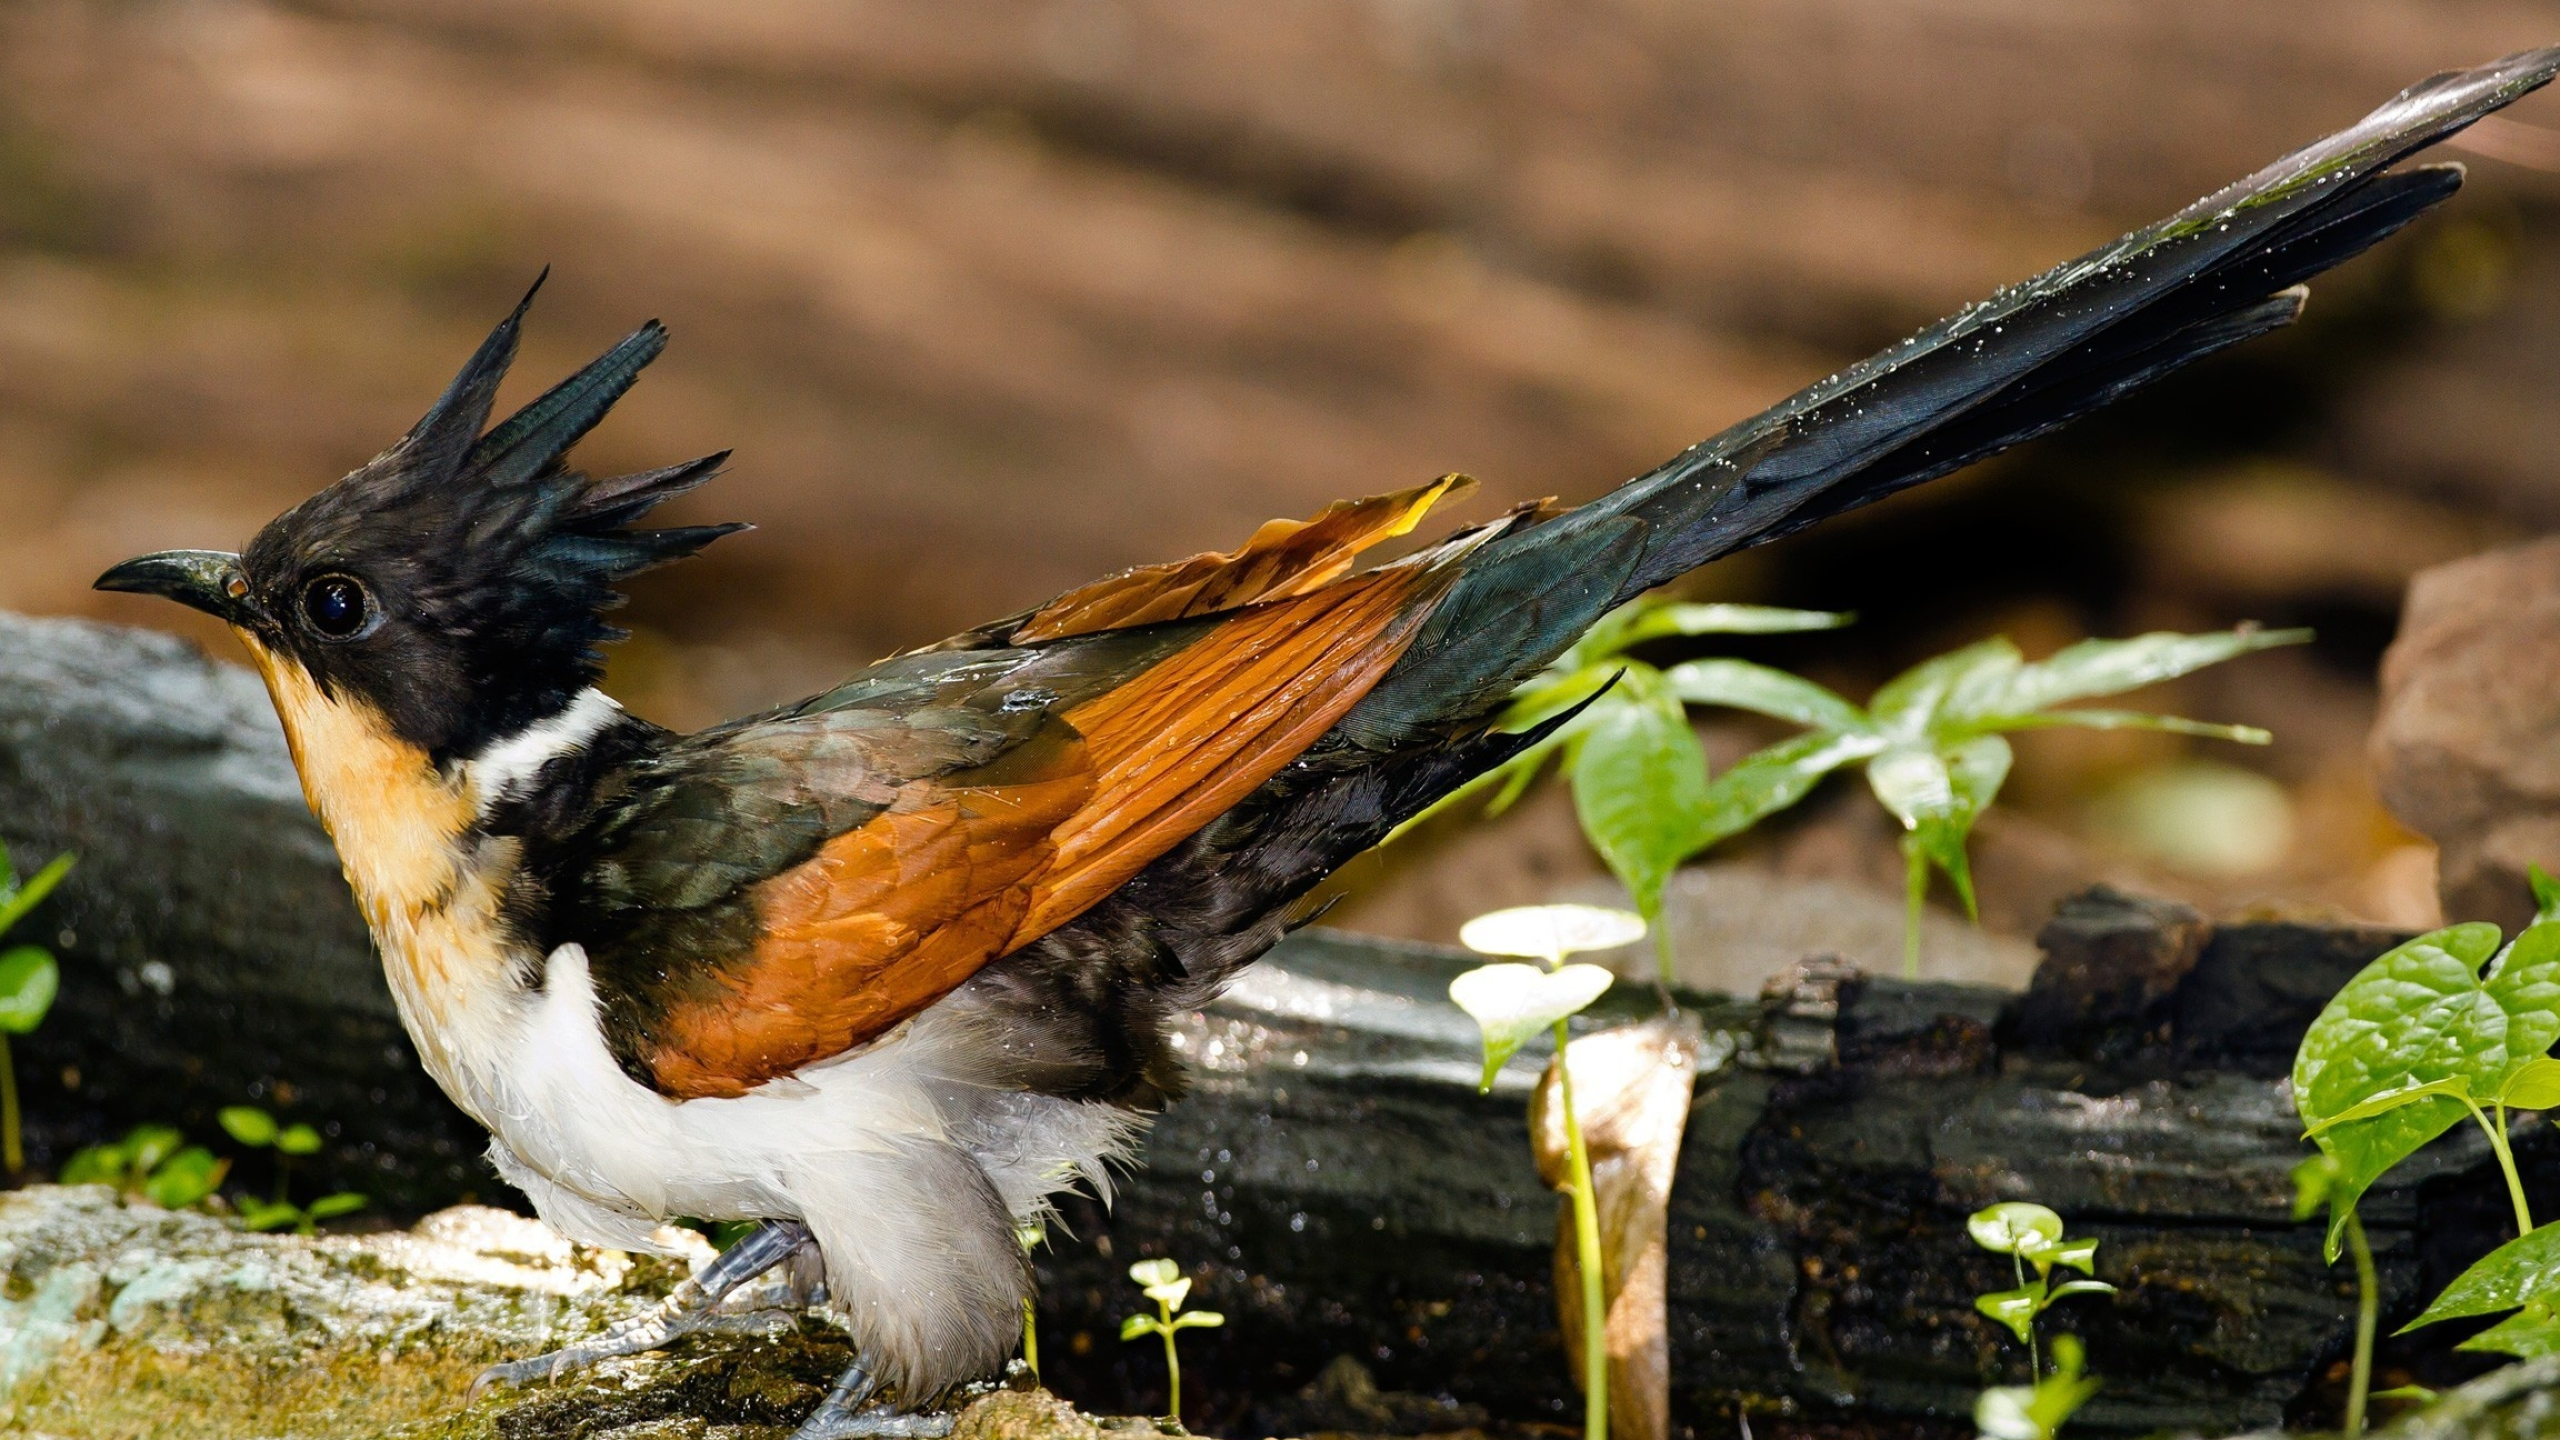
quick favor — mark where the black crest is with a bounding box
[241,275,743,760]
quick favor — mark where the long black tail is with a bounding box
[1021,47,2560,1064]
[1350,45,2560,742]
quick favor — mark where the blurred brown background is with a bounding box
[17,0,2560,985]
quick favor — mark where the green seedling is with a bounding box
[218,1105,365,1234]
[1017,1219,1047,1384]
[2294,1153,2378,1435]
[58,1124,227,1209]
[1119,1257,1223,1423]
[1452,902,1642,1440]
[0,840,72,1176]
[1441,596,1851,987]
[2293,877,2560,1259]
[1967,1202,2114,1379]
[1471,603,2301,978]
[1974,1334,2099,1440]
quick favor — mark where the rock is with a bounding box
[2373,536,2560,932]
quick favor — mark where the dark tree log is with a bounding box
[1,613,2543,1436]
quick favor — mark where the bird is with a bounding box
[95,48,2556,1440]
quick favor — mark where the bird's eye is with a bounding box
[298,574,377,641]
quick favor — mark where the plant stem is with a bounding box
[1902,841,1927,980]
[2345,1211,2376,1438]
[0,1033,20,1175]
[1652,929,1679,1012]
[2466,1101,2535,1237]
[2013,1252,2040,1378]
[1159,1301,1181,1421]
[1554,1017,1610,1440]
[1022,1298,1040,1384]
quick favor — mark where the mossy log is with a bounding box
[1,613,2549,1436]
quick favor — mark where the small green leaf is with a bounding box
[276,1124,323,1156]
[217,1107,278,1148]
[2372,1386,2440,1404]
[1974,1285,2042,1345]
[0,852,74,940]
[2048,1236,2100,1276]
[1568,674,1710,925]
[57,1144,126,1186]
[1660,659,1871,734]
[1448,962,1615,1092]
[2458,1302,2560,1359]
[1692,730,1883,852]
[2408,1220,2560,1330]
[1143,1276,1194,1311]
[2505,1057,2560,1111]
[1457,906,1645,965]
[1118,1314,1157,1341]
[2534,865,2560,926]
[0,947,58,1034]
[1168,1310,1225,1330]
[122,1125,183,1176]
[1974,1334,2100,1440]
[2047,1279,2117,1301]
[2291,1153,2341,1222]
[1979,709,2271,745]
[2301,1076,2477,1137]
[305,1192,368,1221]
[1969,1203,2065,1256]
[1870,639,2022,739]
[1573,599,1851,662]
[2294,922,2512,1259]
[237,1199,302,1232]
[1984,628,2311,718]
[1126,1258,1180,1289]
[142,1147,226,1209]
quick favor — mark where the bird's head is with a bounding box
[96,278,742,768]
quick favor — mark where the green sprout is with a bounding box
[218,1105,365,1234]
[1975,1334,2100,1440]
[1469,604,2302,978]
[1452,902,1642,1440]
[1967,1202,2114,1380]
[1119,1257,1223,1423]
[1439,597,1849,988]
[1017,1219,1047,1385]
[2292,869,2560,1378]
[2293,1153,2377,1435]
[0,840,72,1176]
[58,1124,227,1209]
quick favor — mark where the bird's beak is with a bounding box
[94,550,250,623]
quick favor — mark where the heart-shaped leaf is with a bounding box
[218,1106,278,1148]
[277,1123,323,1156]
[1449,962,1615,1093]
[306,1192,369,1221]
[1969,1202,2065,1257]
[2295,923,2535,1259]
[2409,1220,2560,1330]
[1458,906,1644,965]
[2459,1303,2560,1359]
[2507,1057,2560,1110]
[1567,675,1709,926]
[0,946,58,1035]
[1974,1285,2042,1345]
[1126,1258,1180,1289]
[2048,1236,2100,1276]
[1144,1275,1194,1311]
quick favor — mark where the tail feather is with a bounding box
[1345,49,2556,744]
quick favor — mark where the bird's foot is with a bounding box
[469,1219,815,1400]
[788,1358,955,1440]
